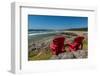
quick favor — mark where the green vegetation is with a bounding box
[28,50,52,60]
[83,39,88,50]
[67,27,88,31]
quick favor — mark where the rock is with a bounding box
[50,50,87,59]
[50,52,74,59]
[72,50,87,58]
[58,52,74,59]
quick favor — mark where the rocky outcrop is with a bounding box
[50,50,87,59]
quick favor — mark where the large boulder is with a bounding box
[50,52,74,59]
[50,50,87,59]
[72,50,87,58]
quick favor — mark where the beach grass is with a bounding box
[83,39,88,50]
[28,50,52,60]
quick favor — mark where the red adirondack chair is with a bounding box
[50,35,65,55]
[66,36,84,52]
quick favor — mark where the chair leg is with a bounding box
[80,43,83,50]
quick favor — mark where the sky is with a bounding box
[28,15,88,30]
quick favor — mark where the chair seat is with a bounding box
[50,35,65,55]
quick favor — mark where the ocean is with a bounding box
[28,30,61,36]
[28,30,61,44]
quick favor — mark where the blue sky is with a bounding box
[28,15,88,30]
